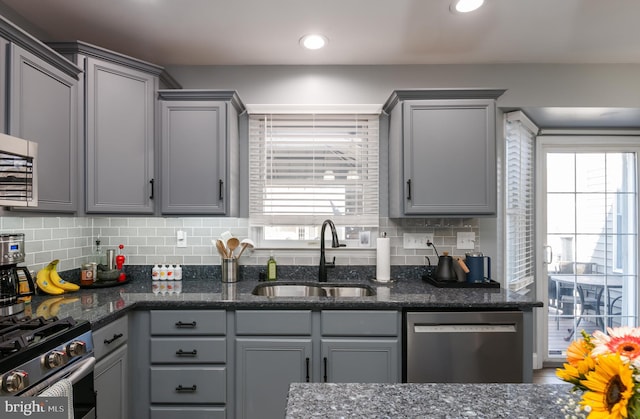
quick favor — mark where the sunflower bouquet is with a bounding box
[556,326,640,418]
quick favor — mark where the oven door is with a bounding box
[22,356,96,419]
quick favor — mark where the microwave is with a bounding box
[0,133,37,207]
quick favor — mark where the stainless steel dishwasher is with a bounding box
[405,311,524,383]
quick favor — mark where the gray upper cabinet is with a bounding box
[8,44,79,212]
[47,41,180,214]
[384,89,505,216]
[0,15,82,213]
[158,90,245,215]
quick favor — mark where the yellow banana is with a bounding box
[48,260,80,292]
[36,262,65,295]
[48,297,80,317]
[36,296,65,318]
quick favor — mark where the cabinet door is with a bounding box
[235,338,312,419]
[402,99,496,215]
[95,343,128,419]
[85,57,156,213]
[160,101,226,214]
[8,43,78,212]
[321,338,399,383]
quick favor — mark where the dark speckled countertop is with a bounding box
[285,382,580,418]
[29,266,543,330]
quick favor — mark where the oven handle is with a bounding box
[22,356,96,397]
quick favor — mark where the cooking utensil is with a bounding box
[220,231,233,243]
[237,238,255,259]
[214,239,229,258]
[227,237,240,257]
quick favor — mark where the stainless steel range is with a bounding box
[0,313,96,418]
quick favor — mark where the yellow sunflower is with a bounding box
[567,338,594,366]
[580,353,634,419]
[592,327,640,362]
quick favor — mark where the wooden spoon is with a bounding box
[215,239,229,258]
[227,237,240,258]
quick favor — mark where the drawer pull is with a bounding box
[104,333,124,345]
[305,357,310,383]
[176,349,198,357]
[175,321,197,328]
[175,385,197,393]
[323,357,328,383]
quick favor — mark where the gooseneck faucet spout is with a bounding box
[319,219,345,282]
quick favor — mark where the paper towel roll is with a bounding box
[376,237,390,282]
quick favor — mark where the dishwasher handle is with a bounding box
[414,324,517,333]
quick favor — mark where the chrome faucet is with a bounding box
[319,219,345,282]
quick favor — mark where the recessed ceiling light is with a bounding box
[300,34,328,50]
[451,0,485,13]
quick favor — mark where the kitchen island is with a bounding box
[285,382,578,418]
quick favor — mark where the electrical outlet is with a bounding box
[403,233,435,249]
[457,232,475,250]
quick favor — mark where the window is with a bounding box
[249,113,379,246]
[504,111,537,293]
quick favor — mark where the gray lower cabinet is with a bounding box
[94,315,129,419]
[234,310,400,419]
[383,89,505,216]
[158,90,244,215]
[148,310,227,419]
[95,344,128,419]
[7,43,79,212]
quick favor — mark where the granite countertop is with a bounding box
[27,273,543,330]
[285,383,579,418]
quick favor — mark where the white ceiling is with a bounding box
[2,0,640,66]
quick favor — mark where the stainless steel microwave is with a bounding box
[0,133,37,207]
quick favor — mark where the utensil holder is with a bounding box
[221,258,238,283]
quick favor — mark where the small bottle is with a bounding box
[152,264,160,281]
[160,264,168,280]
[166,264,174,280]
[267,252,277,281]
[174,264,182,280]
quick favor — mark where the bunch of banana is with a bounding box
[36,296,80,318]
[36,259,80,295]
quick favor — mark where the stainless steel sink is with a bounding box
[251,282,376,297]
[321,284,376,297]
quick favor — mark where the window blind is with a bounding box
[249,113,379,226]
[505,111,538,292]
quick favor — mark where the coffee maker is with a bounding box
[0,233,35,316]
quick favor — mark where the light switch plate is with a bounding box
[457,232,475,250]
[403,233,434,249]
[177,230,187,248]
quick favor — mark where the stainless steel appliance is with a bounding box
[405,311,524,383]
[0,314,96,418]
[0,132,38,207]
[0,233,35,316]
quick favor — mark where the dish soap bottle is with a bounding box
[267,252,277,281]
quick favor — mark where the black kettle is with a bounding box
[434,251,456,282]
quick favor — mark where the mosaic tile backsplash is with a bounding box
[0,216,480,273]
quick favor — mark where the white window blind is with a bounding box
[249,113,379,227]
[505,111,538,292]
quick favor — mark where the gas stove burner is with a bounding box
[0,315,80,361]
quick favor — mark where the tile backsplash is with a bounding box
[0,216,480,273]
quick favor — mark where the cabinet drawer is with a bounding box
[235,310,312,335]
[150,366,226,404]
[150,406,226,419]
[150,337,226,364]
[94,315,129,360]
[321,311,399,336]
[150,310,226,335]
